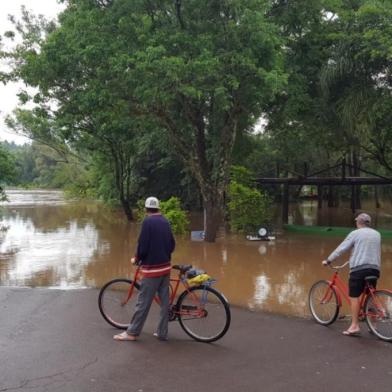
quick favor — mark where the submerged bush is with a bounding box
[136,196,189,234]
[228,180,271,234]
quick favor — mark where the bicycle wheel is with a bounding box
[309,280,339,325]
[365,290,392,342]
[176,285,231,343]
[98,279,140,329]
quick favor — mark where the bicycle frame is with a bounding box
[123,265,211,318]
[326,270,367,313]
[325,265,389,318]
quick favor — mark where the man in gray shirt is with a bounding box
[322,213,381,336]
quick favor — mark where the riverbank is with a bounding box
[1,287,391,392]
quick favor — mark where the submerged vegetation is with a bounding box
[136,196,189,235]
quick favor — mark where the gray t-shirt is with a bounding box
[327,227,381,272]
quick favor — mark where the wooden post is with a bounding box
[341,157,346,179]
[317,185,323,209]
[351,185,357,213]
[328,185,334,207]
[282,183,289,224]
[353,149,361,209]
[375,186,381,208]
[276,163,281,202]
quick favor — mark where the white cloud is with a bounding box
[0,0,65,144]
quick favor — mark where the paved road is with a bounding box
[0,287,391,392]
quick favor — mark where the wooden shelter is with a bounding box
[254,159,392,223]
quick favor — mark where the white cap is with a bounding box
[355,213,371,224]
[145,196,160,209]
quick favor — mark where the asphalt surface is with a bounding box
[1,287,391,392]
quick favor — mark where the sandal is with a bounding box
[342,329,361,336]
[113,331,137,341]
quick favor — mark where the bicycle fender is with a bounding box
[196,284,230,307]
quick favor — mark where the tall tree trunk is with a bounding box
[120,198,133,221]
[203,193,223,242]
[375,186,381,208]
[112,146,134,221]
[158,101,238,242]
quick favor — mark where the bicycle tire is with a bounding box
[365,290,392,342]
[176,285,231,343]
[98,279,140,329]
[309,280,339,325]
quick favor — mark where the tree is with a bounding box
[264,0,392,192]
[320,0,392,174]
[2,0,286,241]
[266,0,346,175]
[2,3,147,220]
[131,0,286,241]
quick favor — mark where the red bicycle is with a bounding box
[98,264,231,342]
[309,262,392,342]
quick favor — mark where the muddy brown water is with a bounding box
[1,189,392,318]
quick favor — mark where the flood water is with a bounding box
[1,189,392,318]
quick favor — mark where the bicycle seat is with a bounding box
[172,264,193,273]
[365,276,378,282]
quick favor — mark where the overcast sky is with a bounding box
[0,0,65,144]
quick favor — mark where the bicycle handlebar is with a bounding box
[328,261,349,270]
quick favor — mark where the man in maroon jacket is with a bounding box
[114,197,175,341]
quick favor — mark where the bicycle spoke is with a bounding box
[177,286,230,342]
[309,280,339,325]
[98,279,139,329]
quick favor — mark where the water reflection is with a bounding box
[289,199,392,228]
[0,207,102,288]
[250,274,270,308]
[1,190,392,318]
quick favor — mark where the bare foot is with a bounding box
[113,331,137,341]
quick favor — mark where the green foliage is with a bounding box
[267,0,392,177]
[160,197,189,235]
[228,181,271,234]
[1,141,93,192]
[230,166,254,187]
[137,197,189,235]
[0,187,7,202]
[0,143,16,184]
